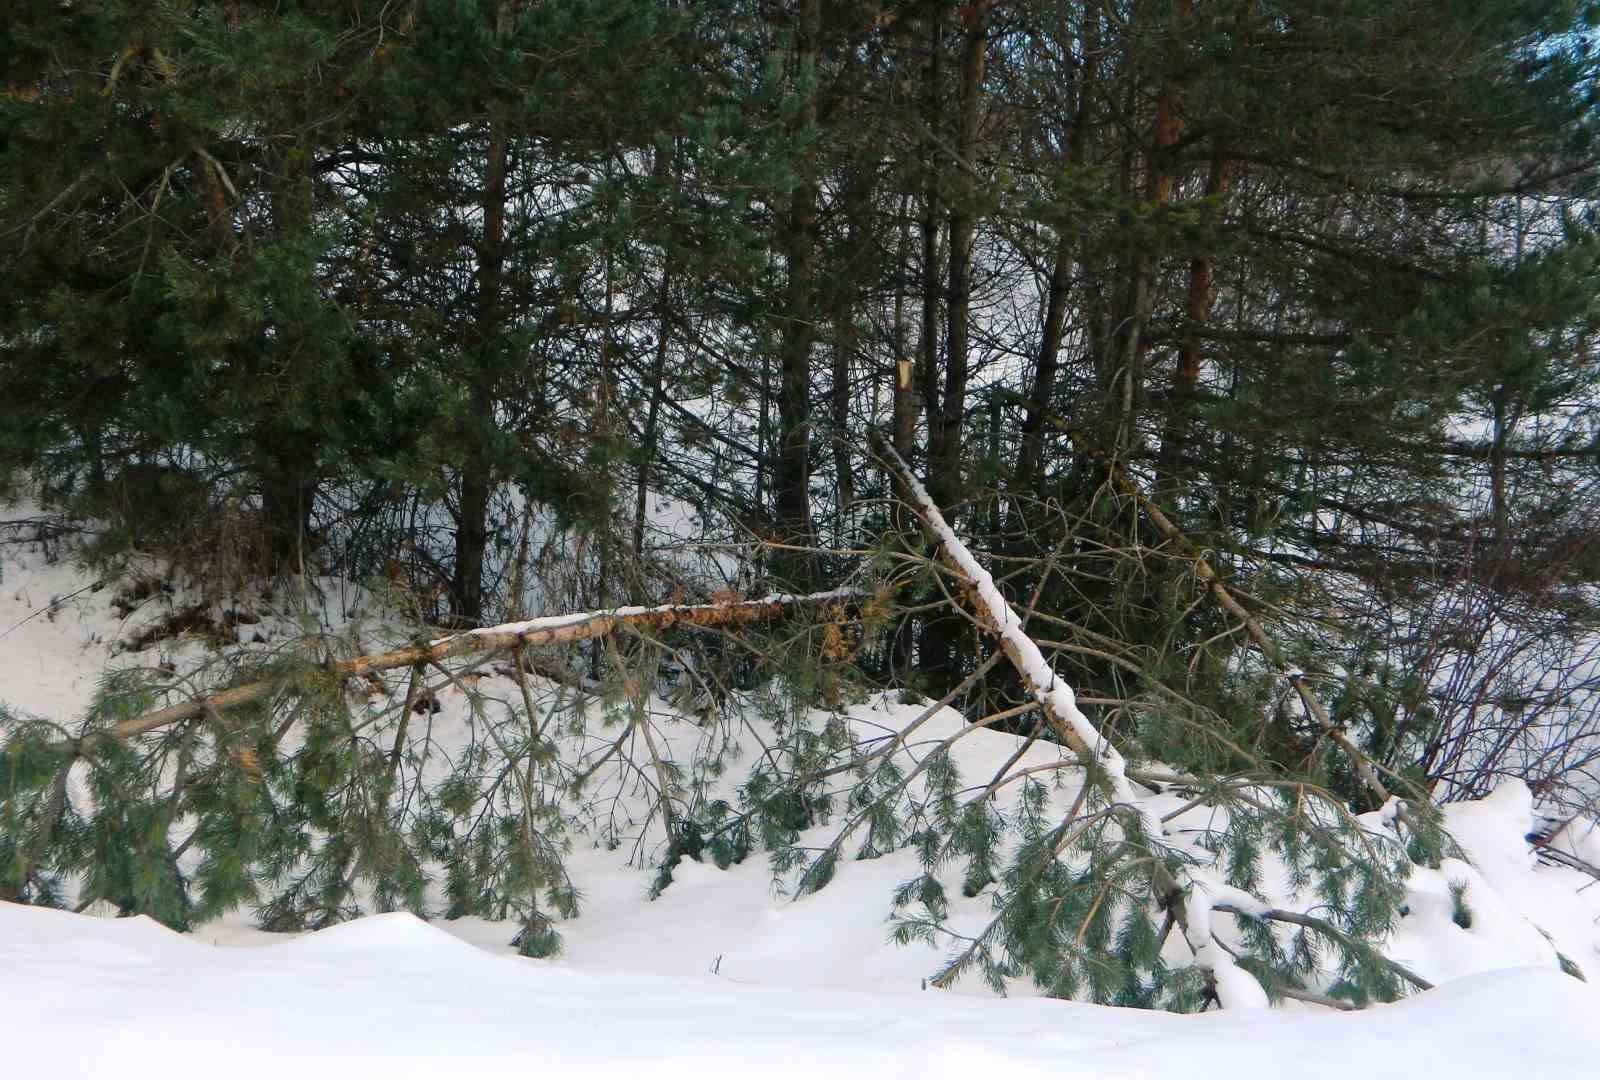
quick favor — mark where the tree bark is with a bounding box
[773,0,822,577]
[892,196,920,677]
[258,139,321,569]
[450,0,515,624]
[1158,143,1231,495]
[829,160,874,536]
[68,589,865,755]
[1016,14,1099,485]
[633,148,677,586]
[920,0,990,696]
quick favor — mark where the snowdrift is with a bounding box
[3,899,1597,1079]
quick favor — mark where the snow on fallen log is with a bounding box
[870,432,1271,1008]
[66,589,862,753]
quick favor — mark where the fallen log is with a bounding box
[66,589,861,754]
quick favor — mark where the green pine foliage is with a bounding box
[4,0,1600,1020]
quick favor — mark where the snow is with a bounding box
[5,498,1600,1074]
[4,899,1596,1078]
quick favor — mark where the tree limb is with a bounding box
[67,591,861,754]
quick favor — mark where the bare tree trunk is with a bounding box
[892,197,920,676]
[1017,13,1098,485]
[829,154,876,539]
[774,0,822,576]
[451,0,514,625]
[259,139,321,570]
[1158,143,1231,496]
[70,590,865,754]
[928,0,991,511]
[872,430,1271,1008]
[633,149,677,588]
[1104,4,1186,457]
[920,0,990,695]
[1016,239,1074,486]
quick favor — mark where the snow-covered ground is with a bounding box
[5,899,1596,1079]
[3,506,1600,1076]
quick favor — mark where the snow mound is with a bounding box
[4,900,1597,1079]
[273,910,481,955]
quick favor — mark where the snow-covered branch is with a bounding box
[69,590,862,754]
[871,432,1271,1007]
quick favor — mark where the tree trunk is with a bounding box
[919,1,990,696]
[1016,16,1098,485]
[892,197,919,677]
[1158,144,1231,496]
[633,148,677,590]
[773,0,822,581]
[829,157,875,540]
[258,138,320,570]
[928,0,991,513]
[451,1,514,624]
[1121,0,1193,458]
[258,433,318,571]
[1015,238,1074,487]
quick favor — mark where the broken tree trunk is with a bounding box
[69,590,861,754]
[869,431,1271,1008]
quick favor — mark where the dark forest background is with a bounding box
[8,0,1600,805]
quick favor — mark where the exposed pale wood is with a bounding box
[70,591,859,754]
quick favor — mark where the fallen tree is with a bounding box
[2,588,863,932]
[69,589,862,754]
[867,430,1444,1008]
[0,493,1508,1006]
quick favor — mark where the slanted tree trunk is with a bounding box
[68,589,865,753]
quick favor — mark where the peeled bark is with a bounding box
[69,590,864,755]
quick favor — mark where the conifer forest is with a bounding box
[6,0,1600,1014]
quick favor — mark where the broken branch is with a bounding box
[69,590,860,754]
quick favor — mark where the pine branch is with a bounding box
[869,431,1271,1009]
[989,392,1397,810]
[1210,901,1434,993]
